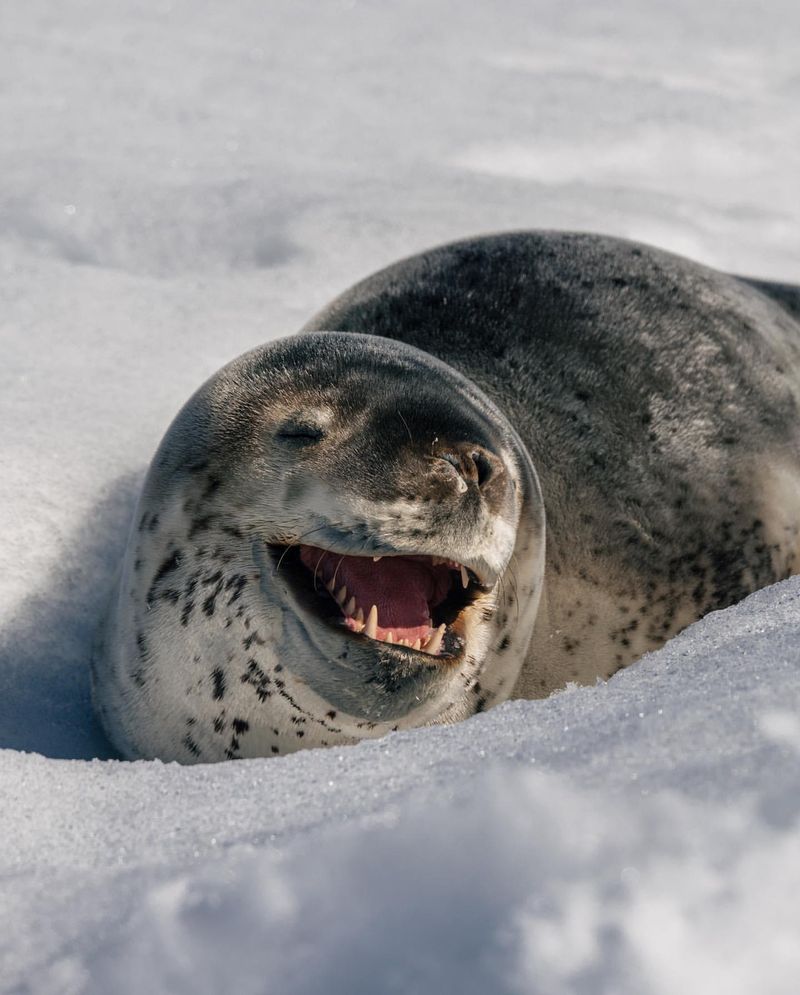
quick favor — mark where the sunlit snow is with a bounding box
[1,1,799,992]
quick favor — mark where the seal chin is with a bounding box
[270,541,492,663]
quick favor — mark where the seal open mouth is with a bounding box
[273,544,485,659]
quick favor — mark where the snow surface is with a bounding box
[1,1,799,992]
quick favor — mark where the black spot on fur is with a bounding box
[188,515,217,539]
[213,714,226,733]
[498,635,511,652]
[147,550,182,604]
[243,630,266,650]
[211,668,226,700]
[226,574,247,605]
[183,735,201,758]
[241,659,272,701]
[232,718,249,735]
[202,579,224,617]
[202,475,222,498]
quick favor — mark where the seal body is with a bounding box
[304,232,800,698]
[93,232,800,761]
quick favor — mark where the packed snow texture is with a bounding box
[1,1,799,992]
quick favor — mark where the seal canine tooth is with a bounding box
[344,595,357,617]
[325,578,335,594]
[365,605,378,640]
[412,638,421,650]
[373,556,383,562]
[460,565,469,589]
[355,606,364,624]
[425,624,446,656]
[336,585,347,606]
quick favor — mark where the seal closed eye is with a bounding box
[92,231,800,762]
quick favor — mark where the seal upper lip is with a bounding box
[276,543,485,658]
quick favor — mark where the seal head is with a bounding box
[92,332,545,761]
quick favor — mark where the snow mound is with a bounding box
[4,578,800,993]
[83,762,800,995]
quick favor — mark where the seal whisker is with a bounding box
[274,521,347,575]
[397,409,413,443]
[506,557,521,628]
[313,551,326,592]
[330,555,346,590]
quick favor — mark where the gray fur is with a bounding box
[94,231,800,760]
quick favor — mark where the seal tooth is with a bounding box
[412,638,421,650]
[336,585,347,606]
[325,579,335,594]
[373,556,383,562]
[386,632,394,644]
[344,596,357,617]
[426,623,446,656]
[460,565,469,589]
[355,606,364,623]
[365,605,378,639]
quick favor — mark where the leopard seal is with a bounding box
[92,231,800,762]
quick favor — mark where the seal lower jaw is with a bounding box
[270,543,487,661]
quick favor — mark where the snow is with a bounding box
[1,0,799,992]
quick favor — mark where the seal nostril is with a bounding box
[436,446,501,491]
[471,450,494,488]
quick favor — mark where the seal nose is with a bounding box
[438,443,504,492]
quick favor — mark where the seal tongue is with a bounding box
[298,545,453,640]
